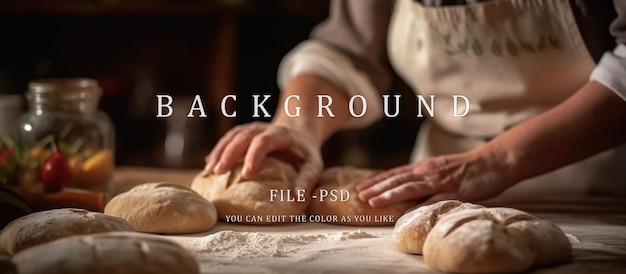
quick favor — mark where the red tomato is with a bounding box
[41,153,73,192]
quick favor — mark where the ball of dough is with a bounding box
[308,166,417,226]
[104,182,217,234]
[423,207,571,273]
[391,200,485,254]
[190,157,309,224]
[0,208,133,255]
[11,232,199,274]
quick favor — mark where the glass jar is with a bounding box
[16,78,115,198]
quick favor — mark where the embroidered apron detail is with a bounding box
[387,0,618,194]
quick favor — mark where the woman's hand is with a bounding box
[204,121,323,192]
[357,81,626,208]
[356,148,514,208]
[205,74,354,192]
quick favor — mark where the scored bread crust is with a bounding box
[104,182,218,234]
[0,208,133,255]
[423,207,571,273]
[190,157,309,224]
[12,232,199,274]
[308,166,417,226]
[391,200,485,254]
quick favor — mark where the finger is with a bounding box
[204,137,231,172]
[213,131,257,174]
[356,165,413,192]
[199,168,211,177]
[242,133,290,178]
[358,172,424,203]
[368,180,442,208]
[204,126,246,172]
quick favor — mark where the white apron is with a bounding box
[387,0,620,195]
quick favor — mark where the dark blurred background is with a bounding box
[0,0,421,170]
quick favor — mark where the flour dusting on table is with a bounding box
[183,230,373,258]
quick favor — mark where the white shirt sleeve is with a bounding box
[590,44,626,101]
[277,40,383,129]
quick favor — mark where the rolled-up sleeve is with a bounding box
[590,0,626,101]
[277,0,394,128]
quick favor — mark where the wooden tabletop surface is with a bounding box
[113,166,626,273]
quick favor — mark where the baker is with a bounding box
[204,0,626,208]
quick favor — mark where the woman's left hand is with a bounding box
[356,149,513,208]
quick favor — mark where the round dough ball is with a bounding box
[104,182,217,234]
[191,157,309,224]
[0,208,133,255]
[12,232,199,274]
[423,207,571,273]
[308,166,417,226]
[391,200,484,254]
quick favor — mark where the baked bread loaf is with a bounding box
[423,207,571,273]
[308,166,416,226]
[0,208,133,254]
[104,182,217,234]
[11,232,199,274]
[191,157,309,224]
[391,200,484,254]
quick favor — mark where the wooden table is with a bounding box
[114,166,626,273]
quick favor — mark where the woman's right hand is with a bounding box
[203,121,323,193]
[205,74,354,192]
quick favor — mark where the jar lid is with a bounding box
[28,78,101,94]
[26,78,102,110]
